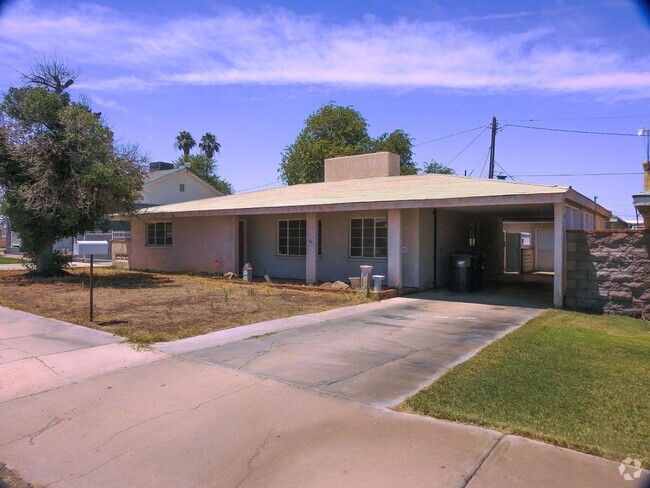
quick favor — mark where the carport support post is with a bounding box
[387,209,402,289]
[305,212,318,284]
[89,254,94,321]
[553,202,566,308]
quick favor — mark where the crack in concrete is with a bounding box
[236,341,276,371]
[233,428,276,488]
[93,380,264,452]
[0,414,71,448]
[320,348,423,389]
[459,434,504,488]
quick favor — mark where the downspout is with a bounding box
[433,209,437,289]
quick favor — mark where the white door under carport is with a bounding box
[535,230,554,272]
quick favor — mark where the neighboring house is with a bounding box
[0,216,7,248]
[632,161,650,229]
[111,162,223,263]
[124,152,610,308]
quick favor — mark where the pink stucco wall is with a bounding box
[129,216,238,274]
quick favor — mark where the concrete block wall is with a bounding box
[565,230,649,316]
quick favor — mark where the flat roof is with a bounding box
[135,173,574,218]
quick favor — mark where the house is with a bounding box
[111,162,223,263]
[632,161,650,229]
[125,152,611,307]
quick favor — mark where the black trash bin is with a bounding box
[450,252,483,292]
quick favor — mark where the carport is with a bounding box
[127,153,611,309]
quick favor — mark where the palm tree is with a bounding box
[199,132,221,159]
[174,131,196,157]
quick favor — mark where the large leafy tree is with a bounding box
[0,58,146,275]
[422,161,455,175]
[174,131,196,157]
[279,103,416,184]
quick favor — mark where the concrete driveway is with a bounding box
[159,292,541,406]
[0,296,645,488]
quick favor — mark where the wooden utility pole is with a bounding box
[489,116,497,179]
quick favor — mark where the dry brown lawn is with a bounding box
[0,268,372,345]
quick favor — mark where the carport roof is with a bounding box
[133,173,585,218]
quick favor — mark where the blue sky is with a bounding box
[1,0,649,221]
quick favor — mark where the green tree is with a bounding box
[372,129,417,175]
[422,161,455,175]
[174,131,196,157]
[174,154,234,195]
[0,59,145,275]
[279,103,417,184]
[199,132,221,159]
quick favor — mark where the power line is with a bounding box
[503,124,639,137]
[501,115,650,122]
[494,160,515,181]
[415,125,487,147]
[446,127,490,166]
[511,172,643,177]
[236,181,283,193]
[470,146,491,177]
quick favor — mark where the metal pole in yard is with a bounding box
[89,254,94,321]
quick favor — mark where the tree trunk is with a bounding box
[35,242,55,276]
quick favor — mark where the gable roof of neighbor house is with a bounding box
[135,173,610,219]
[142,166,222,196]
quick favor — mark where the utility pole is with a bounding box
[489,116,497,179]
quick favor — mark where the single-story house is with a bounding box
[124,152,611,307]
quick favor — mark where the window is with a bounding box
[147,222,173,246]
[179,183,185,192]
[350,218,387,258]
[277,219,322,256]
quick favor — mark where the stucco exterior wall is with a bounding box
[245,210,392,284]
[140,171,219,206]
[129,216,237,274]
[324,152,400,182]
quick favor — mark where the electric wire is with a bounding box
[415,125,487,147]
[446,126,489,166]
[502,124,638,137]
[470,146,491,177]
[511,172,643,177]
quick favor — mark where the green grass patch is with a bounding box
[0,255,22,264]
[400,309,650,465]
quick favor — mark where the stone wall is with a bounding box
[565,230,649,316]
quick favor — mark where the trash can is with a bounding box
[242,263,253,282]
[449,252,475,292]
[360,265,373,290]
[371,275,385,292]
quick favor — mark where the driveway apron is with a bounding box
[172,292,542,406]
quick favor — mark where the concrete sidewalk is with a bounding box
[0,306,646,488]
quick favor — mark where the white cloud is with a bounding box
[0,1,648,99]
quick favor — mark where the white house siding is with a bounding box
[140,172,218,207]
[129,216,238,274]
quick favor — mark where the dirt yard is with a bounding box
[0,268,371,345]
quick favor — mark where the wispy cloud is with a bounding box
[0,1,648,99]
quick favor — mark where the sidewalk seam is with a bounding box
[460,434,503,488]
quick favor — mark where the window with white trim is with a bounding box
[147,222,173,246]
[277,219,322,256]
[350,218,387,258]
